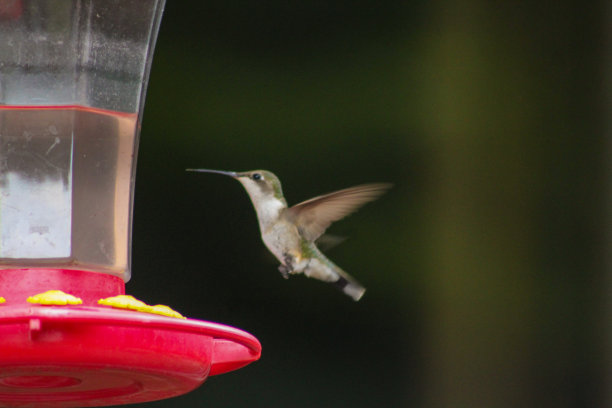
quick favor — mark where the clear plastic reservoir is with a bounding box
[0,106,137,276]
[0,0,165,281]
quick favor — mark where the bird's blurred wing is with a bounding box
[286,183,392,242]
[315,234,347,251]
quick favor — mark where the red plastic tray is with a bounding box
[0,269,261,407]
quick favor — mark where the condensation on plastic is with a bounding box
[0,0,165,115]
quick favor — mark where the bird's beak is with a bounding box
[186,169,238,178]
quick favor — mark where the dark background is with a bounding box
[123,1,610,407]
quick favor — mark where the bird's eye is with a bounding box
[252,173,262,181]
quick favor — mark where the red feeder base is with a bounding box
[0,269,261,407]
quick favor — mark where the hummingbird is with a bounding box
[186,169,392,301]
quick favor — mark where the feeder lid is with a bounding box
[0,305,261,407]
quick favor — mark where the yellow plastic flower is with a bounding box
[97,295,147,310]
[27,290,83,305]
[138,304,186,319]
[98,295,186,319]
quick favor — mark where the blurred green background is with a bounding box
[124,1,609,407]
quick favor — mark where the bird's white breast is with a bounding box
[255,198,285,227]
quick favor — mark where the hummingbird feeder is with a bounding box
[0,1,260,407]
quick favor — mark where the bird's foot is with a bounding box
[278,253,297,279]
[278,265,291,279]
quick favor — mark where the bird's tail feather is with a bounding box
[300,243,365,301]
[302,244,366,301]
[332,272,366,301]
